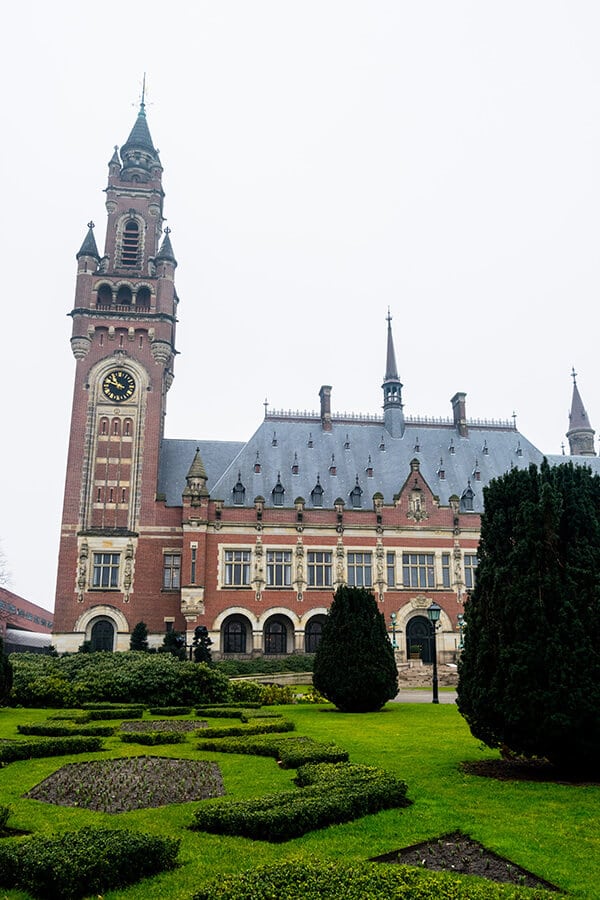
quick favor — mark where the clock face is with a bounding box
[102,370,135,403]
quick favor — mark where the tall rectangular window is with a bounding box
[190,546,197,585]
[442,552,451,588]
[347,552,372,587]
[92,553,120,589]
[224,549,251,586]
[402,553,435,588]
[163,553,181,590]
[464,554,478,590]
[307,551,333,588]
[386,551,396,587]
[267,550,292,587]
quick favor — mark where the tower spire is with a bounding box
[567,368,596,456]
[382,309,405,437]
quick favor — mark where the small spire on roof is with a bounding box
[76,221,100,260]
[156,226,177,265]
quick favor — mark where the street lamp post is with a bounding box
[427,601,441,704]
[390,611,397,649]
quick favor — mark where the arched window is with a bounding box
[124,419,132,437]
[136,286,151,307]
[112,419,120,435]
[97,284,112,306]
[264,618,288,655]
[121,220,140,268]
[100,418,108,435]
[461,483,474,512]
[305,617,325,653]
[90,619,115,652]
[117,285,132,305]
[223,616,249,654]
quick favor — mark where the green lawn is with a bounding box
[0,701,597,899]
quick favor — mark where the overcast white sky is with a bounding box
[1,2,600,613]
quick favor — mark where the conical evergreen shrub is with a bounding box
[457,461,600,773]
[313,586,398,712]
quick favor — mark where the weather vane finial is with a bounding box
[571,366,577,384]
[141,72,146,110]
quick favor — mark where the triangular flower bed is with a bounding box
[370,831,562,892]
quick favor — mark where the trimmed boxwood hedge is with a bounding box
[196,734,348,768]
[0,736,103,764]
[86,708,144,720]
[197,720,294,738]
[190,762,409,841]
[17,723,115,738]
[120,731,186,746]
[147,706,192,716]
[0,826,180,899]
[195,707,283,721]
[191,861,558,900]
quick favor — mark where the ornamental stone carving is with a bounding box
[70,336,92,360]
[150,339,172,366]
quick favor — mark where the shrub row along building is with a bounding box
[52,104,599,660]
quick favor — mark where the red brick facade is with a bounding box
[54,107,546,661]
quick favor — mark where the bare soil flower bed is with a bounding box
[120,719,207,733]
[371,832,562,892]
[25,756,224,813]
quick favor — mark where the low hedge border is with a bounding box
[147,706,192,716]
[191,860,558,900]
[190,762,409,842]
[80,702,147,711]
[195,735,349,768]
[195,707,283,722]
[120,731,186,746]
[0,736,104,764]
[17,724,115,738]
[196,720,294,739]
[196,702,263,709]
[0,826,180,899]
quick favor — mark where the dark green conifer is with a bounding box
[130,621,149,651]
[313,585,398,712]
[457,461,600,772]
[0,637,12,704]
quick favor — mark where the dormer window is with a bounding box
[291,452,299,475]
[437,458,445,480]
[449,439,455,455]
[121,220,140,268]
[461,482,474,511]
[350,477,362,509]
[272,475,284,506]
[344,434,350,450]
[311,477,324,507]
[232,473,245,505]
[307,432,314,448]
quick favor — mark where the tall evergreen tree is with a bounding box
[313,585,398,712]
[130,621,149,652]
[193,625,213,664]
[457,461,600,772]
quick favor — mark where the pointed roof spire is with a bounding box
[382,309,404,437]
[384,307,399,380]
[156,226,177,264]
[76,221,100,260]
[183,446,209,497]
[569,368,592,430]
[567,368,596,456]
[122,91,157,156]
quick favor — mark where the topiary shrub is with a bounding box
[0,826,180,899]
[129,621,149,651]
[313,585,398,712]
[457,461,600,773]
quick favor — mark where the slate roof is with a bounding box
[158,439,244,505]
[158,411,556,513]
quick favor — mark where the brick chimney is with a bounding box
[451,392,468,437]
[319,385,332,432]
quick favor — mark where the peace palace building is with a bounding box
[52,105,600,660]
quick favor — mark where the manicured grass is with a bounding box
[0,702,597,898]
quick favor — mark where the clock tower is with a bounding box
[53,102,180,651]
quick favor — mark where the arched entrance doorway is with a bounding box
[264,615,293,655]
[406,615,433,663]
[304,615,326,653]
[221,615,252,655]
[90,619,115,652]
